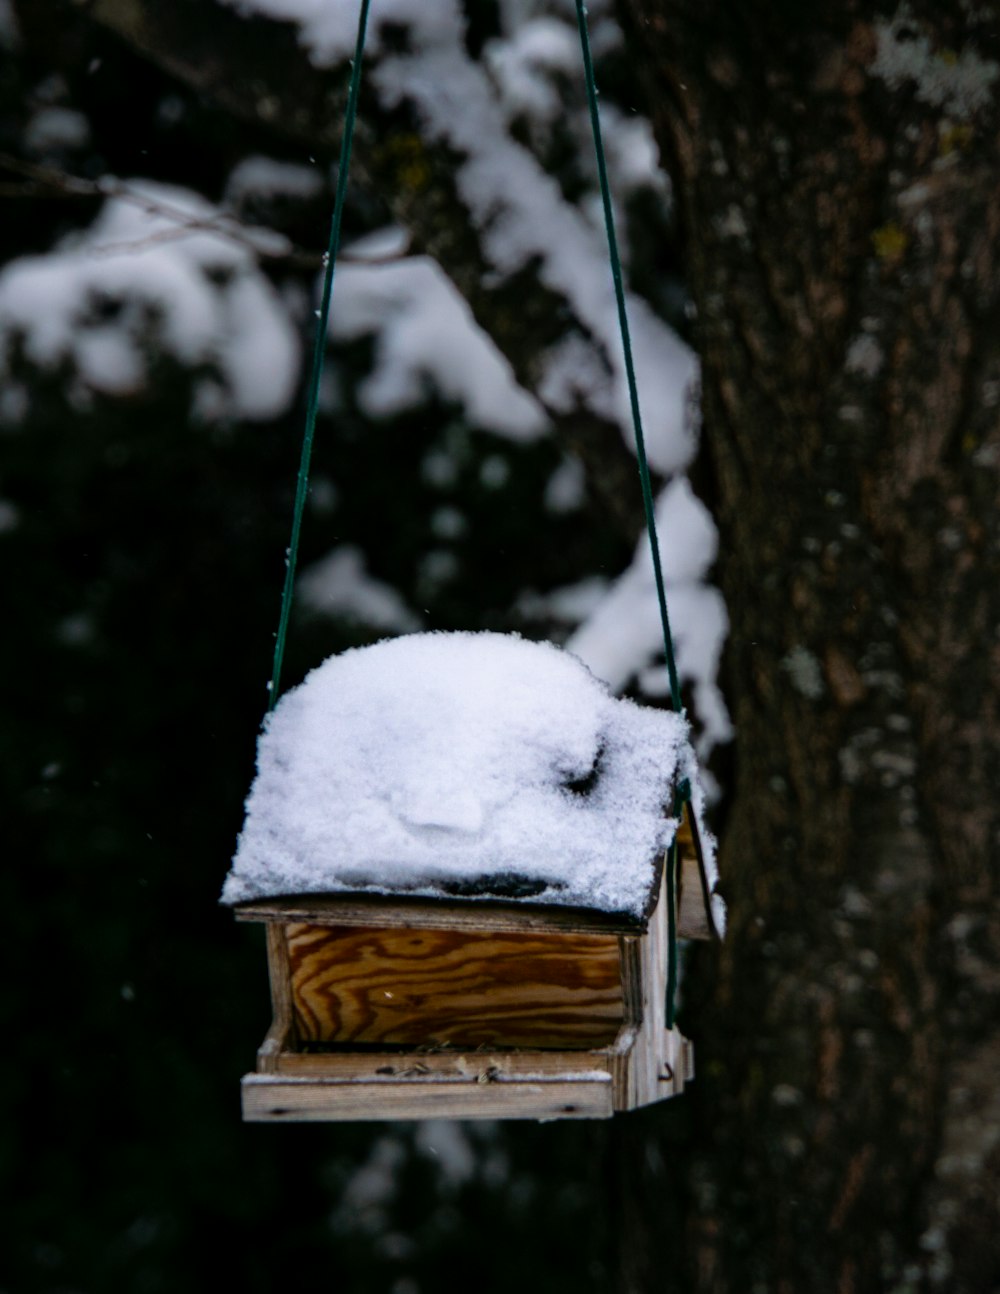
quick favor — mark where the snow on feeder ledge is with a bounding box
[224,631,724,1122]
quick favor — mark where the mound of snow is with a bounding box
[224,631,718,921]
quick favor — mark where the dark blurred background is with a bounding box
[0,6,693,1290]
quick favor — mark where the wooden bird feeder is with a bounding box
[225,0,726,1124]
[226,632,723,1122]
[235,805,718,1122]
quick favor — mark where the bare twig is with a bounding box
[0,152,411,268]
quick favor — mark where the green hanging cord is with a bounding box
[575,1,695,1024]
[665,838,679,1028]
[573,0,683,718]
[268,0,372,712]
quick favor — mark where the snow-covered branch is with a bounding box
[6,0,730,756]
[78,0,693,476]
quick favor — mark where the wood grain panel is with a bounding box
[287,923,624,1048]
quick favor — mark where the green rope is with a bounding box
[574,1,692,1023]
[256,1,700,1038]
[573,0,683,718]
[268,0,371,711]
[665,838,679,1028]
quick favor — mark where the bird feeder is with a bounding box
[225,632,723,1122]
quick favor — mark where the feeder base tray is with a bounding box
[241,1030,694,1122]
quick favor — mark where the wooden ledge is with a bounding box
[233,892,647,936]
[241,1033,693,1122]
[242,1070,615,1121]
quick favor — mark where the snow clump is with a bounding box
[0,180,299,421]
[223,631,718,920]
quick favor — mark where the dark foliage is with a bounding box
[0,10,671,1293]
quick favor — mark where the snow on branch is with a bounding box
[217,0,696,472]
[0,179,299,420]
[329,241,547,439]
[568,478,731,761]
[28,0,731,756]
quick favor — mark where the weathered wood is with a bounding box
[265,922,293,1042]
[618,934,645,1030]
[236,893,645,935]
[614,868,692,1110]
[241,1072,614,1121]
[677,806,716,941]
[235,856,717,940]
[270,1047,614,1080]
[243,829,698,1117]
[243,887,694,1114]
[286,923,625,1048]
[256,1018,291,1075]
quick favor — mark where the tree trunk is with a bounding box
[620,3,1000,1290]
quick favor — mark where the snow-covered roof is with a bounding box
[223,631,719,923]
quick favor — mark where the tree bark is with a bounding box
[620,3,1000,1289]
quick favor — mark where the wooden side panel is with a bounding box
[617,935,644,1030]
[677,856,713,941]
[676,802,719,941]
[614,869,693,1111]
[265,923,293,1035]
[242,1073,614,1122]
[286,923,624,1048]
